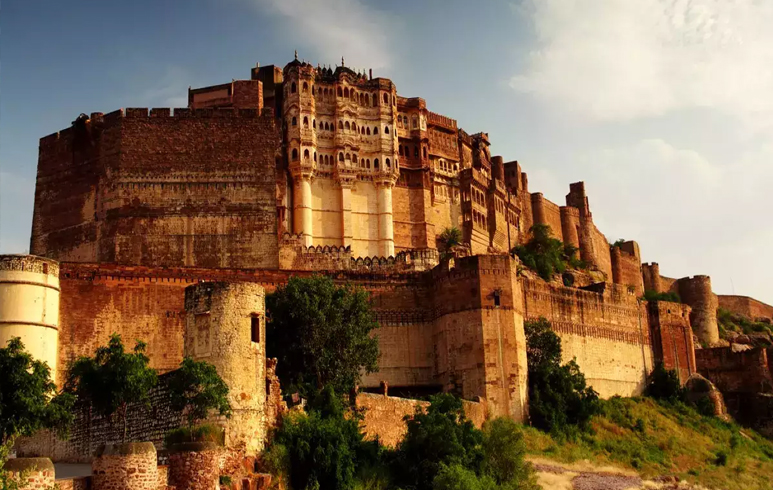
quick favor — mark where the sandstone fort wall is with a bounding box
[717,295,773,321]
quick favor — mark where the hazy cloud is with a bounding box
[511,0,773,133]
[253,0,396,69]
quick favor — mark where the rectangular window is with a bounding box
[251,315,261,343]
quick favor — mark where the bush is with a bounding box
[392,394,484,490]
[481,418,538,490]
[263,387,377,490]
[525,318,599,435]
[513,225,585,282]
[645,364,685,403]
[642,289,681,303]
[164,423,225,447]
[432,464,495,490]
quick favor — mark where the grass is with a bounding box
[717,307,773,339]
[521,397,773,490]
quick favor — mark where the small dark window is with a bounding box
[251,316,261,343]
[493,291,501,307]
[291,82,297,93]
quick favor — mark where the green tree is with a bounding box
[167,357,232,429]
[525,318,599,434]
[0,337,74,447]
[438,227,463,260]
[64,334,158,443]
[642,289,681,303]
[393,394,484,490]
[645,363,685,403]
[513,225,584,281]
[432,464,495,490]
[266,276,379,397]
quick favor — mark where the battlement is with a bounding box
[427,111,457,131]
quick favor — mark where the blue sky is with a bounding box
[2,0,772,304]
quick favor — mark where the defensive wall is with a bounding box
[717,295,773,321]
[31,107,280,270]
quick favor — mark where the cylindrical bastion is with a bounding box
[0,255,60,381]
[2,457,55,490]
[168,442,221,490]
[92,442,158,490]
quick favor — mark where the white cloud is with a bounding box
[135,66,190,108]
[511,0,773,132]
[252,0,396,69]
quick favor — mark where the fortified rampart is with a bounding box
[717,295,773,321]
[31,108,280,269]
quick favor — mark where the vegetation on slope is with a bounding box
[717,307,773,339]
[522,396,773,490]
[642,289,682,303]
[513,224,586,282]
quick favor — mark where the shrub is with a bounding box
[263,387,377,490]
[392,394,484,490]
[164,423,225,447]
[432,464,495,490]
[438,227,463,260]
[524,318,599,434]
[645,363,685,403]
[513,225,586,281]
[481,418,538,490]
[642,289,681,303]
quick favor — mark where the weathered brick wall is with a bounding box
[530,193,564,241]
[392,184,432,251]
[32,108,280,269]
[57,477,91,490]
[92,442,157,490]
[168,446,220,490]
[522,278,653,397]
[16,372,184,463]
[677,276,719,346]
[717,295,773,321]
[1,458,55,490]
[648,301,695,383]
[696,347,773,394]
[611,242,644,295]
[356,393,487,447]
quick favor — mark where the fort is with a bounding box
[3,55,773,473]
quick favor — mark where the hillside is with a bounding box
[522,397,773,490]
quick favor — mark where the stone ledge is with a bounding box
[2,457,55,472]
[95,442,156,456]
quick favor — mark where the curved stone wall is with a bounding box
[168,443,221,490]
[678,275,719,346]
[2,457,55,490]
[92,442,157,490]
[0,255,60,381]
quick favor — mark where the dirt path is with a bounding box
[528,457,710,490]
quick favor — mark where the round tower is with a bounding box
[184,282,267,455]
[0,255,60,382]
[677,275,719,346]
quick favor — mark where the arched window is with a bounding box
[312,119,316,129]
[366,159,371,168]
[412,116,418,129]
[374,127,379,135]
[366,127,371,135]
[345,121,350,130]
[414,146,419,157]
[303,149,310,159]
[374,159,379,169]
[303,116,309,127]
[292,117,297,126]
[399,145,403,156]
[386,158,391,167]
[383,93,388,104]
[291,82,297,93]
[344,87,350,98]
[423,147,427,159]
[291,148,298,160]
[372,94,377,106]
[313,151,317,162]
[302,82,308,92]
[353,155,358,164]
[339,121,344,130]
[339,152,344,162]
[385,126,390,134]
[353,123,357,132]
[337,87,343,97]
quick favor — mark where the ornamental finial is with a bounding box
[294,50,298,60]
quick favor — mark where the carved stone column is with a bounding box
[291,170,314,248]
[376,179,395,257]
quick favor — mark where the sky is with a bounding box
[1,0,771,304]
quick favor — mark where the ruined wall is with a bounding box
[356,393,487,447]
[696,347,773,394]
[32,108,280,269]
[718,295,773,321]
[522,278,653,397]
[530,193,564,241]
[92,442,158,490]
[648,301,695,383]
